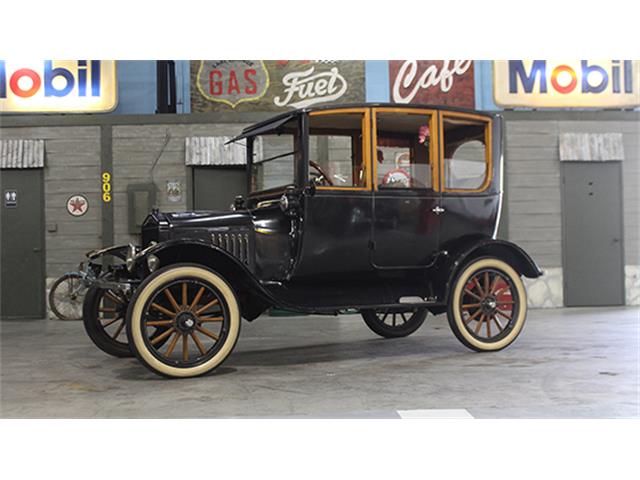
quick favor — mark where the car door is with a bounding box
[437,111,497,250]
[371,108,441,269]
[292,108,375,278]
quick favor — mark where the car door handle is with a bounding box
[432,206,445,215]
[33,247,42,252]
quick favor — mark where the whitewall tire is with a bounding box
[447,257,527,352]
[126,264,241,378]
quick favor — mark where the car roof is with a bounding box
[238,103,495,137]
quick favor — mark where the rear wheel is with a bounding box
[361,308,427,338]
[447,257,527,352]
[126,264,241,378]
[82,286,132,358]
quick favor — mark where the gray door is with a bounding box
[193,167,247,211]
[561,162,624,306]
[1,169,45,319]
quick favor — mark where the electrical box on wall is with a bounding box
[127,183,156,234]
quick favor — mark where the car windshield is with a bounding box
[250,118,300,194]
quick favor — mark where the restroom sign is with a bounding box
[4,190,17,208]
[493,60,640,108]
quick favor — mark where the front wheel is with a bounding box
[82,286,132,358]
[126,264,241,378]
[447,257,527,352]
[361,308,427,338]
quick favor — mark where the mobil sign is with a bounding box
[0,60,117,113]
[493,60,640,108]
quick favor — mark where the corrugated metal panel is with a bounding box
[0,139,44,168]
[186,136,263,166]
[559,133,625,161]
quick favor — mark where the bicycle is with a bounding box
[48,262,100,321]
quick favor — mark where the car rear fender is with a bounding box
[438,237,543,304]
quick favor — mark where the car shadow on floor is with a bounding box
[227,336,461,367]
[111,337,463,380]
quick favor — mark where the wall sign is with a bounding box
[191,60,364,112]
[0,60,117,113]
[389,60,475,108]
[196,60,269,108]
[4,190,17,208]
[166,180,183,203]
[493,60,640,108]
[66,194,88,217]
[102,172,112,202]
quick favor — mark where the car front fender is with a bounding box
[139,239,276,320]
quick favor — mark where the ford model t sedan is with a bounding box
[83,104,542,378]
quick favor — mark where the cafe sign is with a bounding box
[191,60,364,112]
[494,60,640,108]
[389,60,475,108]
[0,60,117,113]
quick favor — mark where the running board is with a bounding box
[399,296,439,304]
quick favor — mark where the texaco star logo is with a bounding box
[66,194,89,217]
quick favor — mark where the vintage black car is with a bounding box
[83,104,543,378]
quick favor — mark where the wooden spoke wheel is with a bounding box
[447,257,527,352]
[82,286,132,358]
[126,264,241,378]
[82,286,171,358]
[361,308,428,338]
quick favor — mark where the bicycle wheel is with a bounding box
[49,273,89,321]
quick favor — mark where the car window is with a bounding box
[375,111,433,190]
[442,116,489,191]
[308,112,366,189]
[250,119,300,193]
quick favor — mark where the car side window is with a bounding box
[250,119,300,193]
[442,116,490,191]
[308,112,367,189]
[375,112,433,190]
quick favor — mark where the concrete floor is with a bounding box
[1,307,638,418]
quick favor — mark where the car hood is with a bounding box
[141,210,255,247]
[164,210,253,230]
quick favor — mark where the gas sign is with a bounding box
[191,60,365,112]
[493,60,640,108]
[196,60,269,108]
[0,60,117,113]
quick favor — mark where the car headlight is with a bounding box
[147,254,160,272]
[126,244,136,272]
[279,194,289,212]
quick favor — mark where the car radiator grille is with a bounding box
[210,230,253,267]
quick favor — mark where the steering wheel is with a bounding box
[309,160,334,186]
[382,168,411,188]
